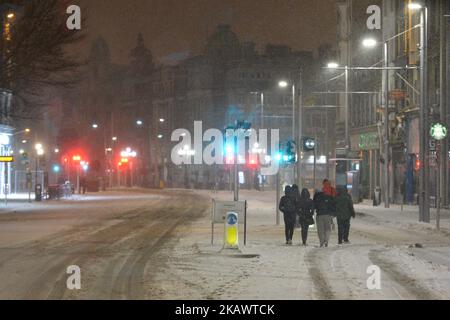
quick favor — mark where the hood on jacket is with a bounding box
[300,188,310,200]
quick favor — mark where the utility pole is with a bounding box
[344,66,350,150]
[297,71,303,189]
[439,0,448,207]
[276,170,280,225]
[419,6,430,223]
[234,138,239,202]
[383,42,390,208]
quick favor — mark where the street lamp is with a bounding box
[327,62,339,69]
[34,144,44,189]
[360,2,428,217]
[278,81,288,88]
[362,38,377,48]
[361,38,390,209]
[327,62,350,151]
[408,3,423,10]
[410,1,430,223]
[92,123,99,129]
[136,120,143,126]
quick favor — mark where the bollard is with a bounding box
[224,212,239,249]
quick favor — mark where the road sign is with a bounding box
[212,200,247,246]
[0,156,14,163]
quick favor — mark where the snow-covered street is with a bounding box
[157,190,450,300]
[0,189,449,300]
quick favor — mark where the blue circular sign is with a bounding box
[227,213,238,225]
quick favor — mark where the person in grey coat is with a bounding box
[313,189,336,248]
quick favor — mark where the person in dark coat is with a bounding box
[335,186,356,244]
[291,184,301,227]
[298,188,314,246]
[313,189,336,247]
[279,186,297,245]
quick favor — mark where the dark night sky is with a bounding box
[75,0,337,64]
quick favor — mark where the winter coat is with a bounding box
[313,192,336,216]
[323,182,337,197]
[298,189,314,223]
[279,194,297,222]
[335,192,356,220]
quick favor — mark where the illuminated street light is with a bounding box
[54,148,60,154]
[92,123,99,129]
[7,12,15,19]
[408,3,423,10]
[136,120,143,126]
[35,143,43,151]
[112,136,118,141]
[25,128,31,133]
[278,81,288,88]
[22,140,27,144]
[327,62,339,69]
[157,134,163,139]
[37,149,44,156]
[362,38,377,48]
[159,118,165,123]
[19,149,25,154]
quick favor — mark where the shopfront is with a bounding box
[351,131,381,200]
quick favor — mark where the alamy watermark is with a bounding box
[66,265,81,290]
[66,5,81,30]
[366,265,381,290]
[171,121,280,176]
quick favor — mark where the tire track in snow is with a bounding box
[368,249,436,300]
[305,248,335,300]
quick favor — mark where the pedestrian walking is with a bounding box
[279,186,297,245]
[313,188,335,248]
[298,188,314,246]
[291,184,301,227]
[322,179,337,197]
[335,186,356,245]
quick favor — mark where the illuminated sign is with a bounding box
[430,123,447,141]
[0,156,14,163]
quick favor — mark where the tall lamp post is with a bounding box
[361,9,425,211]
[414,3,430,223]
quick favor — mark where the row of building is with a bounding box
[2,0,448,204]
[332,0,449,204]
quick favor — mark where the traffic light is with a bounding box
[247,154,259,169]
[285,140,297,164]
[415,158,421,171]
[302,137,316,152]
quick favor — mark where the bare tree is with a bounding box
[0,0,84,120]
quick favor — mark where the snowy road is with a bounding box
[0,189,209,299]
[0,189,449,300]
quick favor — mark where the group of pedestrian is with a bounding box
[279,179,356,247]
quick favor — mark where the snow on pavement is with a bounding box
[155,189,450,300]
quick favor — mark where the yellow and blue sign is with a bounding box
[224,212,239,249]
